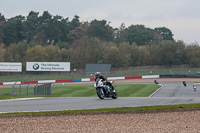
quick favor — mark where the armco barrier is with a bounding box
[107,77,125,80]
[55,79,73,82]
[3,81,21,85]
[0,75,160,85]
[38,80,56,84]
[142,75,160,79]
[81,78,90,82]
[21,81,38,84]
[90,78,96,81]
[125,76,142,79]
[73,79,81,82]
[160,74,187,78]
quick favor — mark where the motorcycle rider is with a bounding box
[95,72,113,91]
[95,72,106,82]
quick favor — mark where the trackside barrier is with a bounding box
[4,81,21,85]
[125,76,142,79]
[142,75,160,79]
[56,79,73,82]
[81,78,90,82]
[21,81,38,84]
[160,74,187,78]
[0,75,160,85]
[38,80,55,84]
[90,78,96,81]
[107,77,125,80]
[73,79,81,82]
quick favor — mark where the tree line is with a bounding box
[0,11,200,70]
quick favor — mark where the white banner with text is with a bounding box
[0,62,22,72]
[26,62,70,71]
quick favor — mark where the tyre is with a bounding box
[111,88,118,99]
[96,88,104,99]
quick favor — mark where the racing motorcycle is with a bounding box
[94,78,118,99]
[183,81,187,87]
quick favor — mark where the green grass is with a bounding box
[116,84,158,97]
[1,67,200,82]
[0,84,161,99]
[0,86,35,96]
[51,85,96,97]
[1,103,200,116]
[51,84,160,97]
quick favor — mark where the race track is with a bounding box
[1,81,200,113]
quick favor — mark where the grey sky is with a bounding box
[1,0,200,44]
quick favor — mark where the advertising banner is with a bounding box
[86,64,111,74]
[0,62,22,72]
[26,62,70,71]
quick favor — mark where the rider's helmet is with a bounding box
[95,72,101,78]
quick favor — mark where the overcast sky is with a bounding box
[1,0,200,44]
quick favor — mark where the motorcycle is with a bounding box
[94,78,118,99]
[183,81,186,87]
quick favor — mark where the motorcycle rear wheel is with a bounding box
[111,88,118,99]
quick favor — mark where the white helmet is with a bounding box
[95,72,101,76]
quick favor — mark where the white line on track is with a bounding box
[149,84,163,97]
[0,97,45,102]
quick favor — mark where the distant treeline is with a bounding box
[0,11,200,69]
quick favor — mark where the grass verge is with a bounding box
[1,103,200,116]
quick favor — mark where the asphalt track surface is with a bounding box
[1,82,200,113]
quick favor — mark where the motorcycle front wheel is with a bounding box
[96,88,105,99]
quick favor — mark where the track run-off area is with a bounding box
[0,78,200,113]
